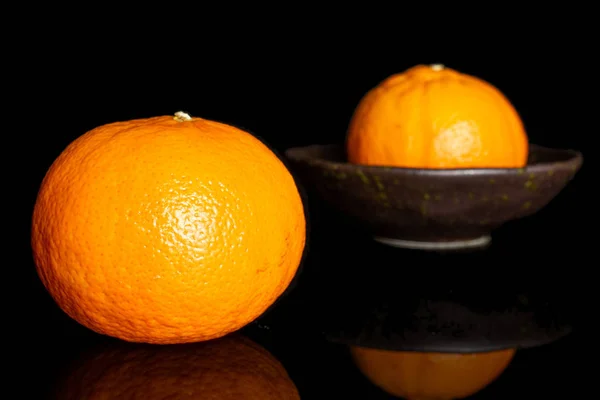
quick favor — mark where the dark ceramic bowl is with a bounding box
[284,144,582,250]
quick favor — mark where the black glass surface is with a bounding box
[19,197,586,398]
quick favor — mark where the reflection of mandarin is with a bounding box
[350,346,515,400]
[55,335,301,400]
[31,111,305,344]
[346,64,529,169]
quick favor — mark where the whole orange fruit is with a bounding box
[55,334,301,399]
[350,346,515,399]
[31,111,306,344]
[346,64,529,169]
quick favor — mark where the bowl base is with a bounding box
[373,235,491,251]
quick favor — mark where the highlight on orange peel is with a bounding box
[31,111,306,344]
[346,64,529,169]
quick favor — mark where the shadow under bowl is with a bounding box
[284,144,582,251]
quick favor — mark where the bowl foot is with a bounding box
[373,235,491,251]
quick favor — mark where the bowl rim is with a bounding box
[284,143,583,177]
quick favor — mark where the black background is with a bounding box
[14,18,592,398]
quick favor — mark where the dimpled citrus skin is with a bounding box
[31,113,306,344]
[55,334,301,399]
[346,64,529,169]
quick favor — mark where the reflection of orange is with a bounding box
[346,64,529,169]
[55,334,300,399]
[31,112,306,344]
[350,346,515,399]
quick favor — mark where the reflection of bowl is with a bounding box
[285,144,582,250]
[350,346,515,400]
